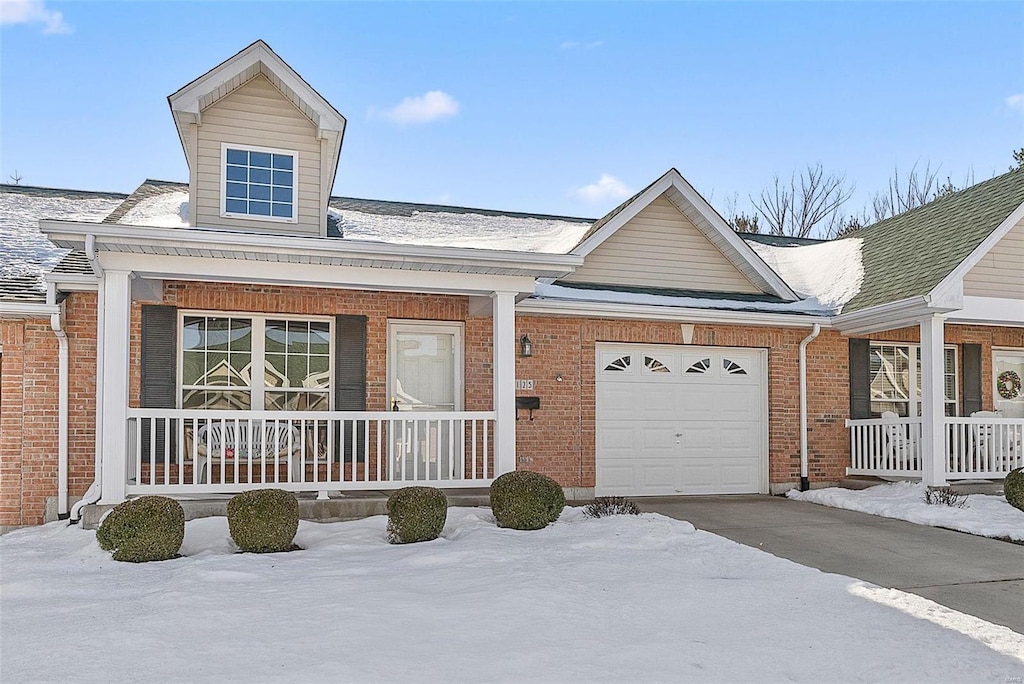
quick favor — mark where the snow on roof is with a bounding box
[532,282,831,315]
[748,238,864,313]
[0,187,124,282]
[328,207,591,254]
[118,191,189,228]
[108,188,592,254]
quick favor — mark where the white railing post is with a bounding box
[919,315,947,486]
[99,270,132,503]
[492,291,517,478]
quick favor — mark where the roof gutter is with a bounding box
[41,220,583,279]
[832,296,958,336]
[517,297,832,329]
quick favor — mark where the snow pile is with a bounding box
[533,282,832,315]
[330,207,591,253]
[2,508,1021,682]
[119,191,189,228]
[0,190,122,280]
[788,482,1024,541]
[750,238,864,312]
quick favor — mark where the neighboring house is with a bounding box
[1,41,1021,530]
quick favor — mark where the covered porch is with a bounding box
[842,308,1024,485]
[42,219,581,505]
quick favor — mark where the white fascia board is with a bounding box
[831,296,956,336]
[946,296,1024,326]
[516,297,830,329]
[572,174,673,257]
[168,40,345,132]
[569,169,798,302]
[930,200,1024,304]
[44,272,99,292]
[97,252,541,297]
[40,220,582,280]
[0,301,60,318]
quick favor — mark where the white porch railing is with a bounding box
[847,416,1024,480]
[125,409,496,497]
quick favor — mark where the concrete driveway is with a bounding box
[638,495,1024,634]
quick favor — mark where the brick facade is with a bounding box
[2,281,1022,527]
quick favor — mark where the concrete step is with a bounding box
[79,489,492,530]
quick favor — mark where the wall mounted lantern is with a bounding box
[519,334,533,358]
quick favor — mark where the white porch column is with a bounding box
[492,291,517,477]
[99,270,132,503]
[919,314,947,486]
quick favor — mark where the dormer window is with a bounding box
[222,144,297,222]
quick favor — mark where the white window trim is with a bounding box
[386,320,464,412]
[220,142,300,224]
[869,342,959,417]
[177,310,333,411]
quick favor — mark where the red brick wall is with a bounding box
[0,293,98,527]
[512,317,853,488]
[3,278,1023,528]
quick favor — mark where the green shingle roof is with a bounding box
[841,167,1024,313]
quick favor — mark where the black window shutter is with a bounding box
[334,315,367,461]
[962,343,982,416]
[849,338,872,419]
[140,305,178,461]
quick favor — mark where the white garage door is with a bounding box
[596,344,767,496]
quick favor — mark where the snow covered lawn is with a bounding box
[2,508,1022,683]
[788,482,1024,541]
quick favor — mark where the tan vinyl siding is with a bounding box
[194,74,322,235]
[963,217,1024,298]
[565,195,762,293]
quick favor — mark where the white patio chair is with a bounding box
[970,410,1020,473]
[880,411,917,470]
[194,420,303,484]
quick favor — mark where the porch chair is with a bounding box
[969,410,1021,473]
[880,411,917,470]
[194,420,304,484]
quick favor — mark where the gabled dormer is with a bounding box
[168,40,346,236]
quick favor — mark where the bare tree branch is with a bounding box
[752,163,853,238]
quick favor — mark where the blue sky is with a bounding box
[2,1,1022,220]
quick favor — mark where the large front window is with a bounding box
[222,144,296,221]
[180,313,330,410]
[870,343,957,417]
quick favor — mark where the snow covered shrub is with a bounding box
[584,496,640,518]
[227,489,300,553]
[489,471,565,530]
[1004,468,1024,512]
[96,496,184,563]
[922,487,968,509]
[386,486,448,544]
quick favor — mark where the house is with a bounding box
[1,41,1022,531]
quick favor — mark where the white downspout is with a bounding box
[798,323,821,492]
[70,236,105,523]
[47,283,70,518]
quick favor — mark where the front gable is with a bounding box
[962,214,1024,298]
[568,169,797,300]
[564,193,762,293]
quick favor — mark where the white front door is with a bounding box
[595,344,768,496]
[994,349,1024,418]
[387,322,464,480]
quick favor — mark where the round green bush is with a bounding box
[1005,468,1024,512]
[490,471,566,530]
[227,489,300,553]
[96,496,184,563]
[387,486,448,544]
